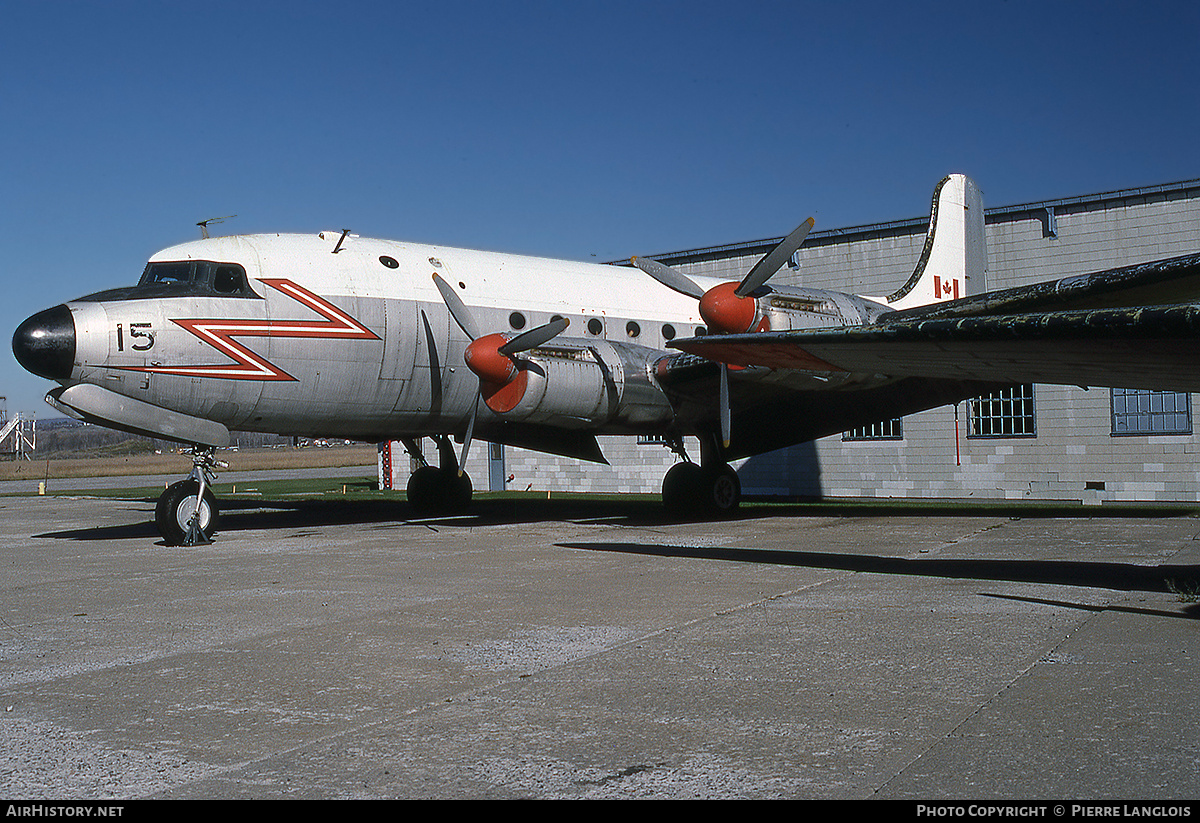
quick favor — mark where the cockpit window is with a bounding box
[213,265,245,294]
[134,261,258,298]
[141,262,194,287]
[72,260,259,302]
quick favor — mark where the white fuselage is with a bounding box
[12,173,990,461]
[65,232,720,441]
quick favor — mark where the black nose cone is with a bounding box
[13,304,76,380]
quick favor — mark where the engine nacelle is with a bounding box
[491,338,674,430]
[757,286,892,331]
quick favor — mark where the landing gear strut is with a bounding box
[156,447,224,545]
[660,434,741,518]
[402,435,473,515]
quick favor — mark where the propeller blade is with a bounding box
[719,364,731,449]
[735,217,815,297]
[497,316,570,356]
[432,273,480,340]
[632,256,706,300]
[420,310,443,415]
[458,391,479,476]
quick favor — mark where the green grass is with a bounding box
[10,475,1200,520]
[1165,578,1200,602]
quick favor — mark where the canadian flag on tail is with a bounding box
[876,174,987,311]
[932,275,960,300]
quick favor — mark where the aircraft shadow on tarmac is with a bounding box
[558,540,1200,617]
[30,493,1200,542]
[28,495,1200,614]
[31,494,680,542]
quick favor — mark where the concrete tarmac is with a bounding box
[1,482,1199,799]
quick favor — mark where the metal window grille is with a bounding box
[637,434,670,446]
[968,385,1036,438]
[843,418,903,441]
[1111,389,1192,436]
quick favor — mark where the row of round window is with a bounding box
[378,256,696,341]
[508,311,691,340]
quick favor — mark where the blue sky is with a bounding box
[3,0,1199,417]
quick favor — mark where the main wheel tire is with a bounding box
[447,470,473,512]
[155,480,218,546]
[406,467,474,515]
[661,462,741,518]
[406,466,444,514]
[705,464,741,515]
[662,462,706,517]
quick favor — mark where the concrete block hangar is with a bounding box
[381,177,1200,503]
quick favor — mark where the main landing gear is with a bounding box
[660,434,741,518]
[156,447,224,546]
[402,435,473,516]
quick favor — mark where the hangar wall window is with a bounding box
[968,385,1036,438]
[843,418,903,441]
[637,434,669,446]
[1111,389,1192,436]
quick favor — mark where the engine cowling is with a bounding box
[483,338,673,430]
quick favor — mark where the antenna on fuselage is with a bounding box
[196,215,237,239]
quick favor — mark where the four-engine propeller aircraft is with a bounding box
[13,175,1200,544]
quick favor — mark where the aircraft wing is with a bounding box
[670,303,1200,394]
[890,252,1200,320]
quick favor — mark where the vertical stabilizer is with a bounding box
[884,174,986,310]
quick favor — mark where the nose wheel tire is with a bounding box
[156,479,219,546]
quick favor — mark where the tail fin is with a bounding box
[884,174,987,310]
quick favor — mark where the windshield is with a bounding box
[140,261,194,287]
[135,261,257,297]
[72,260,260,302]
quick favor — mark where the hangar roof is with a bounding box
[625,177,1200,266]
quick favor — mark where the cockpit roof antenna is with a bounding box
[197,215,237,239]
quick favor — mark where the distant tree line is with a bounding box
[4,419,299,460]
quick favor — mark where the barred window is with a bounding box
[968,385,1036,438]
[1111,389,1192,436]
[843,418,903,441]
[638,434,670,446]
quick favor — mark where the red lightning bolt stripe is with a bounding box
[122,278,380,381]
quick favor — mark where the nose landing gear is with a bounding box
[155,447,223,545]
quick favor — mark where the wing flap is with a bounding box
[672,304,1200,393]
